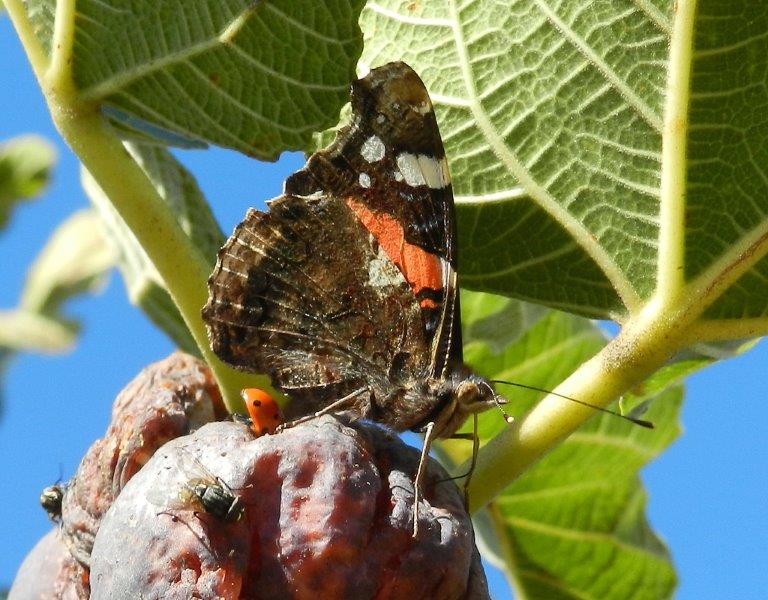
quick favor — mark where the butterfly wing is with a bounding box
[284,62,463,379]
[204,192,431,419]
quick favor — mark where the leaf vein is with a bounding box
[507,515,671,560]
[567,431,656,460]
[225,42,347,91]
[532,0,663,133]
[262,3,356,45]
[630,0,672,35]
[454,188,526,205]
[446,0,641,311]
[182,60,316,134]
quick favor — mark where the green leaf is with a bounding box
[438,291,692,599]
[686,7,768,322]
[1,210,113,378]
[359,1,669,317]
[0,309,77,353]
[462,291,549,353]
[0,134,56,229]
[20,209,115,317]
[83,143,224,355]
[34,0,365,159]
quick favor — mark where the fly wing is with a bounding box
[145,449,212,510]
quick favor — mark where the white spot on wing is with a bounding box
[396,153,449,189]
[359,172,371,188]
[417,155,449,189]
[368,244,404,289]
[414,101,432,115]
[360,136,385,163]
[396,153,426,187]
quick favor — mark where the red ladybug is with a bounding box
[241,388,283,436]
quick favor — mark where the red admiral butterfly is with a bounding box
[203,62,505,533]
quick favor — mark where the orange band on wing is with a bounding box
[346,198,442,304]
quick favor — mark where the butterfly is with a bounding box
[203,62,506,533]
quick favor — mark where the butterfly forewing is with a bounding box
[283,62,463,377]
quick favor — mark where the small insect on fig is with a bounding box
[149,449,243,522]
[241,388,283,436]
[40,483,66,523]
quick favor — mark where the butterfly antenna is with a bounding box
[490,380,654,429]
[480,380,514,425]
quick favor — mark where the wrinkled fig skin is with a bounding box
[10,353,224,600]
[8,529,87,599]
[90,417,489,599]
[60,352,226,568]
[11,352,488,599]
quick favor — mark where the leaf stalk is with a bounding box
[5,0,276,412]
[466,297,691,510]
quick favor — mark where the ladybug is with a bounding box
[241,388,283,436]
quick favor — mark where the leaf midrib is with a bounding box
[445,0,642,312]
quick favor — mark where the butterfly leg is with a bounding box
[432,424,479,510]
[275,387,369,432]
[464,414,480,510]
[412,420,437,538]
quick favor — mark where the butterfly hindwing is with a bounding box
[204,193,431,418]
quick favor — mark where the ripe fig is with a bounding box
[90,417,488,599]
[12,353,488,599]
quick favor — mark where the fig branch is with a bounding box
[466,298,686,510]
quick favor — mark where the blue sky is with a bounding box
[2,16,767,598]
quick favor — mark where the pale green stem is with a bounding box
[656,0,697,304]
[5,0,275,411]
[467,297,689,510]
[48,0,76,84]
[3,0,49,80]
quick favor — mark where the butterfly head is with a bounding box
[422,372,504,439]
